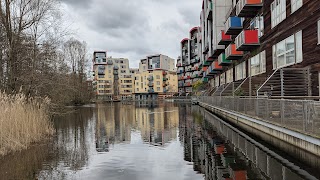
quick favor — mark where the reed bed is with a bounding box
[0,92,54,156]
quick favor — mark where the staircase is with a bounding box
[220,80,246,96]
[257,68,310,97]
[212,85,226,96]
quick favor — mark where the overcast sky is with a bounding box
[61,0,201,68]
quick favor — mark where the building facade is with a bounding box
[93,51,135,100]
[134,54,178,100]
[179,0,320,97]
[93,52,178,100]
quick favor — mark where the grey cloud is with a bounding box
[62,0,202,67]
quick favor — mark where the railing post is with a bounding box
[303,101,307,132]
[280,99,284,126]
[280,69,284,97]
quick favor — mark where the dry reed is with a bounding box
[0,92,54,156]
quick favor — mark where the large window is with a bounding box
[271,0,286,28]
[220,73,225,85]
[226,69,233,84]
[250,51,266,76]
[291,0,302,13]
[273,31,302,69]
[215,77,219,87]
[236,61,246,81]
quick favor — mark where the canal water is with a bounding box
[0,102,319,180]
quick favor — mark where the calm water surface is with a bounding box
[0,102,319,180]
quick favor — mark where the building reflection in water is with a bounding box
[95,101,179,151]
[181,105,320,180]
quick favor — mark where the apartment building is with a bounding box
[180,0,320,97]
[93,51,134,100]
[134,54,178,100]
[178,27,203,94]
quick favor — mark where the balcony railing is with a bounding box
[218,30,232,45]
[148,83,154,87]
[225,43,244,60]
[177,69,184,74]
[235,29,260,51]
[184,82,192,87]
[212,60,223,71]
[236,0,263,17]
[218,53,232,66]
[198,96,320,137]
[225,16,243,35]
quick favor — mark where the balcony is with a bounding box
[163,77,168,81]
[107,60,113,65]
[203,61,211,67]
[163,83,168,87]
[206,53,214,62]
[98,70,105,75]
[218,53,232,66]
[176,63,182,67]
[186,67,193,72]
[147,76,153,81]
[225,43,244,60]
[148,89,155,93]
[203,77,209,83]
[190,58,196,64]
[177,69,184,74]
[148,82,154,87]
[212,60,223,71]
[235,29,260,51]
[206,67,214,76]
[162,71,167,75]
[184,82,192,87]
[218,30,232,45]
[225,16,243,35]
[236,0,263,17]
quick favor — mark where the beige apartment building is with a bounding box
[134,54,178,100]
[93,52,178,100]
[93,51,135,100]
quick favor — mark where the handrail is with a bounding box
[256,68,280,96]
[220,82,233,96]
[234,77,249,95]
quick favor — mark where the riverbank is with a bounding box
[0,92,54,156]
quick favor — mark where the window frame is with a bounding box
[271,0,286,28]
[250,51,266,77]
[291,0,303,13]
[272,31,303,69]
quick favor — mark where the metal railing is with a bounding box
[198,96,320,137]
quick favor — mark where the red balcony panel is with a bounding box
[226,44,243,60]
[235,29,260,51]
[218,30,232,45]
[212,61,223,71]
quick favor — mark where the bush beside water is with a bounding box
[0,92,54,156]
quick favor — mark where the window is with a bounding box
[226,69,233,84]
[250,51,266,76]
[318,20,320,45]
[156,75,160,79]
[157,87,160,91]
[98,75,105,78]
[273,31,302,69]
[220,73,225,85]
[156,81,160,85]
[291,0,302,13]
[250,14,264,37]
[236,62,246,81]
[271,0,286,28]
[136,88,139,92]
[215,77,219,87]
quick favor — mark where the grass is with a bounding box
[0,92,54,156]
